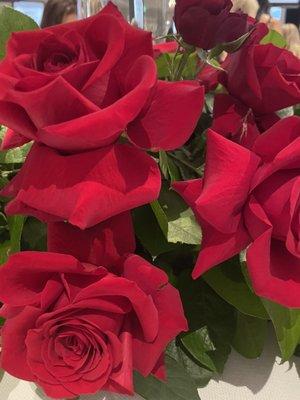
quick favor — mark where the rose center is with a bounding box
[36,35,78,73]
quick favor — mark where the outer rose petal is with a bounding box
[245,197,300,308]
[193,219,250,277]
[173,179,250,277]
[0,97,37,143]
[195,130,261,233]
[1,306,41,381]
[2,143,161,229]
[0,252,99,306]
[48,212,136,267]
[101,2,153,78]
[122,254,168,295]
[106,331,134,395]
[127,81,204,151]
[252,116,300,162]
[132,283,188,376]
[117,255,187,376]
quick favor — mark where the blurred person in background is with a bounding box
[41,0,77,28]
[231,0,259,19]
[282,23,300,58]
[256,0,269,19]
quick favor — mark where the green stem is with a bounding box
[168,153,202,176]
[174,50,190,81]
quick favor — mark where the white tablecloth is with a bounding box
[1,332,299,400]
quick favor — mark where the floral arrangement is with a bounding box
[0,1,299,399]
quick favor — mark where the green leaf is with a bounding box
[7,215,25,254]
[203,258,268,319]
[178,271,236,373]
[0,6,39,59]
[133,205,178,257]
[21,217,47,251]
[0,143,31,164]
[209,30,252,60]
[277,106,294,119]
[156,51,198,80]
[262,300,300,361]
[134,354,201,400]
[168,341,213,388]
[232,312,267,359]
[0,127,31,164]
[151,186,202,245]
[150,200,169,237]
[159,151,181,182]
[180,328,218,372]
[261,29,286,48]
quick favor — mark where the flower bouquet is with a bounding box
[0,1,299,399]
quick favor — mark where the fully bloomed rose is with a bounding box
[174,117,300,307]
[174,0,254,50]
[0,250,187,399]
[0,2,204,153]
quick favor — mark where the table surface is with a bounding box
[1,332,299,400]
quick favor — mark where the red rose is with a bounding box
[1,143,161,229]
[0,251,187,399]
[221,43,300,116]
[174,0,254,50]
[0,3,204,153]
[174,117,300,307]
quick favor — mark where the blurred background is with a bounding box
[0,0,298,36]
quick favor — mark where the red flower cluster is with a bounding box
[0,0,299,397]
[173,7,300,307]
[0,3,202,398]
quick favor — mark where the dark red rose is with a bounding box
[1,143,161,229]
[220,43,300,116]
[0,251,187,399]
[174,116,300,307]
[0,3,204,153]
[174,0,254,50]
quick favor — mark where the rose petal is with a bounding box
[132,284,187,376]
[2,143,161,229]
[127,80,204,151]
[1,306,41,380]
[48,213,136,267]
[0,252,85,306]
[74,274,159,343]
[245,197,300,307]
[122,254,168,295]
[195,130,261,234]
